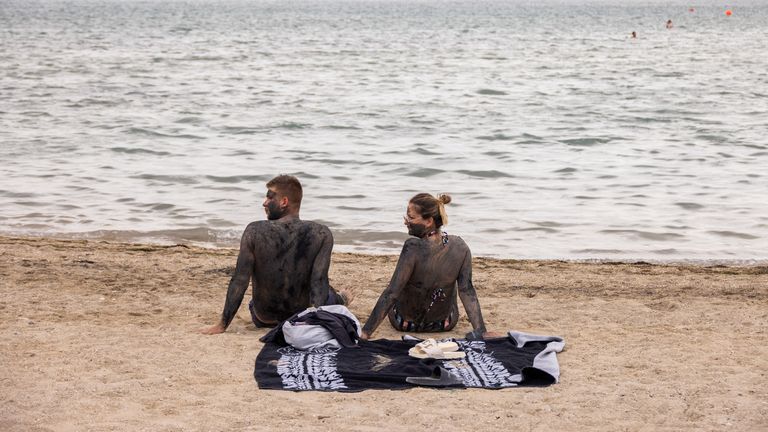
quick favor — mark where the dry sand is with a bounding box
[1,235,766,431]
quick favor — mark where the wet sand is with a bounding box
[1,236,766,431]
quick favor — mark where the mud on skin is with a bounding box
[362,235,487,336]
[219,219,334,328]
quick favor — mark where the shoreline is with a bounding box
[3,232,767,266]
[1,235,766,431]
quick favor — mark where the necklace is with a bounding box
[423,230,449,245]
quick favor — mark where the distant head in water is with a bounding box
[404,193,451,238]
[263,174,303,220]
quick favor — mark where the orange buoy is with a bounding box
[725,9,733,16]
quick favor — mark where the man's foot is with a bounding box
[199,322,226,335]
[338,288,354,306]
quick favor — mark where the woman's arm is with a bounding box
[456,246,488,337]
[360,240,417,339]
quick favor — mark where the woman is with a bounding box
[360,193,495,340]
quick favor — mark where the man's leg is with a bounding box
[325,285,348,306]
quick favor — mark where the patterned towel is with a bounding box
[254,331,565,392]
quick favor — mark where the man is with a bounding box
[200,175,345,335]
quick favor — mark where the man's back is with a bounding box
[200,174,340,335]
[246,218,333,322]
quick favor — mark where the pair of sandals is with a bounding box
[407,338,466,360]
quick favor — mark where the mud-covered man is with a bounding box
[200,175,345,334]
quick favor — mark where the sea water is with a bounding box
[1,0,767,261]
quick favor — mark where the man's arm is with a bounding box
[200,225,255,335]
[456,246,488,337]
[309,226,333,307]
[360,240,417,339]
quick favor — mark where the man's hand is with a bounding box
[359,330,370,341]
[199,322,226,335]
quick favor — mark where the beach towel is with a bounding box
[254,331,565,392]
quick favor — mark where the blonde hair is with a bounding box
[410,193,452,228]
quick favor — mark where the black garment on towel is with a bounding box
[260,309,360,348]
[254,334,564,392]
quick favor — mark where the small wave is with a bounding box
[708,231,759,240]
[616,202,646,207]
[571,248,624,254]
[456,169,513,178]
[476,89,508,96]
[57,204,81,210]
[226,150,256,156]
[275,122,311,130]
[332,229,408,245]
[317,194,366,199]
[600,230,685,241]
[560,137,611,147]
[70,227,241,246]
[175,116,203,124]
[743,144,767,150]
[336,206,380,211]
[675,202,704,210]
[554,167,578,173]
[13,201,46,207]
[183,55,227,61]
[652,249,678,255]
[169,26,193,33]
[0,190,37,198]
[141,203,175,211]
[528,220,576,228]
[406,168,445,178]
[75,98,125,107]
[323,125,361,130]
[409,119,437,125]
[412,147,439,155]
[292,171,320,179]
[696,134,728,144]
[631,116,672,123]
[307,158,352,165]
[125,127,204,140]
[111,147,172,156]
[134,174,199,185]
[483,151,509,156]
[205,174,271,184]
[206,218,238,227]
[221,126,268,135]
[20,111,52,117]
[515,227,559,234]
[477,133,515,141]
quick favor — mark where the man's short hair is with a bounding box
[266,175,303,207]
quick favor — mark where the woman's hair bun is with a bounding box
[437,194,452,205]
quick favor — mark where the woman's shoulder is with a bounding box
[446,234,469,247]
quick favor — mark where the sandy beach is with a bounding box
[1,235,766,431]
